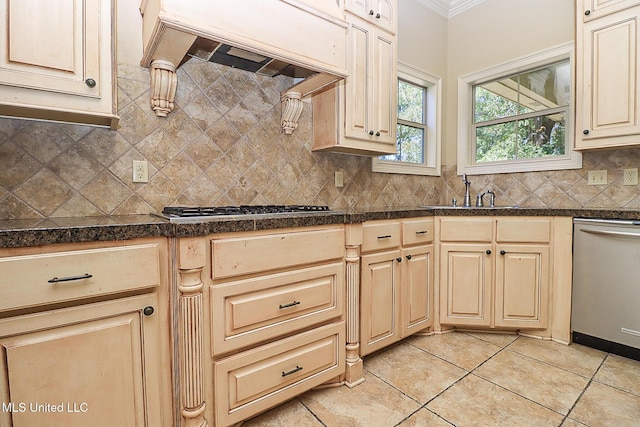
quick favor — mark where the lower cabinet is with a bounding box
[438,217,553,331]
[495,244,549,328]
[0,295,164,427]
[173,225,346,426]
[360,219,434,356]
[360,249,401,355]
[0,238,171,427]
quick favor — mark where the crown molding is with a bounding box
[416,0,487,18]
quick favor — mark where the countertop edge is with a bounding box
[2,208,640,248]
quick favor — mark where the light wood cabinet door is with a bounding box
[0,0,117,127]
[345,0,396,33]
[360,250,401,356]
[582,0,640,20]
[0,294,165,427]
[344,17,372,141]
[344,17,395,146]
[400,245,433,338]
[371,27,396,145]
[312,14,396,156]
[575,3,640,149]
[440,243,493,327]
[495,245,550,329]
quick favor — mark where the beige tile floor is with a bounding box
[242,331,640,427]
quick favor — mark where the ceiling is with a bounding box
[416,0,487,18]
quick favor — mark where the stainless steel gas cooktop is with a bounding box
[157,205,332,223]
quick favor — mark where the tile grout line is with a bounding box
[411,335,577,424]
[557,352,610,426]
[468,337,590,421]
[399,335,516,424]
[296,396,328,427]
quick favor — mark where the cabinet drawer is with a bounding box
[362,221,401,252]
[496,218,551,243]
[214,322,345,426]
[402,219,434,245]
[211,263,344,355]
[211,228,344,279]
[0,244,160,312]
[439,218,493,242]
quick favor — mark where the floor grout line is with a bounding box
[296,396,328,427]
[249,333,639,426]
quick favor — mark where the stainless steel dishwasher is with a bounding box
[572,218,640,360]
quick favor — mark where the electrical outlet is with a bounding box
[588,170,607,185]
[334,171,344,188]
[132,160,149,183]
[623,168,638,185]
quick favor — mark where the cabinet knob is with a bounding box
[375,131,381,136]
[369,9,374,15]
[406,254,412,260]
[396,257,402,262]
[143,306,154,316]
[486,250,492,255]
[376,13,381,18]
[583,129,590,135]
[85,78,97,88]
[369,130,374,135]
[585,9,591,15]
[500,250,506,255]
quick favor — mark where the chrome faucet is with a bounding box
[462,174,471,207]
[486,189,496,207]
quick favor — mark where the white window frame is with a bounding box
[372,63,442,176]
[457,42,581,175]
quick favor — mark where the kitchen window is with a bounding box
[457,43,581,175]
[372,64,441,176]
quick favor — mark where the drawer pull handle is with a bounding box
[282,366,303,377]
[377,235,392,239]
[279,300,301,309]
[48,273,93,283]
[415,230,428,235]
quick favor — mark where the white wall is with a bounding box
[444,0,575,165]
[398,0,448,77]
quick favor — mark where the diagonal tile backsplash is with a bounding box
[1,56,640,219]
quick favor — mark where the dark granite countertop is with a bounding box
[2,207,640,248]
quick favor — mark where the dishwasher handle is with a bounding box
[580,227,640,238]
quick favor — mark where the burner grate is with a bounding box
[161,205,330,218]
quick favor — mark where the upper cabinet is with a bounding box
[0,0,118,128]
[312,0,397,156]
[575,0,640,149]
[345,0,396,34]
[582,0,640,20]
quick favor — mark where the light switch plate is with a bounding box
[588,170,607,185]
[334,171,344,188]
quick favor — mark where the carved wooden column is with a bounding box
[177,238,207,427]
[281,91,304,134]
[150,59,178,118]
[344,224,365,387]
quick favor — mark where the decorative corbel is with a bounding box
[280,91,304,134]
[150,60,178,118]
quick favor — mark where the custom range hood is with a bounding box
[139,0,348,134]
